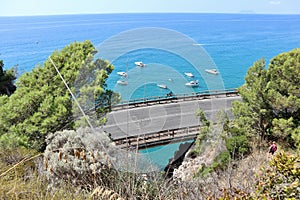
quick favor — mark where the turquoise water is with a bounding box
[139,140,194,170]
[1,14,300,100]
[1,13,300,168]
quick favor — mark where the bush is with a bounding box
[44,128,116,190]
[255,151,300,199]
[225,135,250,159]
[213,150,231,170]
[194,151,231,178]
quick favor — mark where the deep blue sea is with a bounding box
[1,13,300,100]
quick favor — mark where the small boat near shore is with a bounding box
[185,80,199,87]
[135,61,145,67]
[157,84,167,89]
[117,72,128,77]
[184,72,194,77]
[205,69,218,75]
[117,80,128,85]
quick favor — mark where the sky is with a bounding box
[1,0,300,16]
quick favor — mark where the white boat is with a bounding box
[185,80,199,87]
[117,80,128,85]
[205,69,218,75]
[184,72,194,77]
[134,61,145,67]
[157,84,167,89]
[117,72,128,77]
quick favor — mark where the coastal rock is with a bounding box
[173,140,224,181]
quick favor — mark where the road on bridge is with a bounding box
[103,96,241,141]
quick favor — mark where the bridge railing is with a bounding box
[117,88,237,105]
[112,125,201,149]
[108,88,238,110]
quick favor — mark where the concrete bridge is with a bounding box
[102,89,241,149]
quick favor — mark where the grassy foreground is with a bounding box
[1,144,299,199]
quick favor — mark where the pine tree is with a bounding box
[0,41,118,151]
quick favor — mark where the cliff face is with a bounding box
[172,142,219,181]
[173,146,270,198]
[164,141,195,178]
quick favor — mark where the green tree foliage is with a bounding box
[266,50,300,120]
[0,41,117,151]
[225,135,250,159]
[0,60,16,96]
[232,48,300,148]
[231,59,269,139]
[194,108,211,154]
[291,128,300,151]
[266,49,300,146]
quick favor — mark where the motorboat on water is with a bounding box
[184,72,194,77]
[185,80,199,87]
[117,80,128,85]
[117,72,128,77]
[205,69,218,75]
[134,61,145,67]
[157,84,167,89]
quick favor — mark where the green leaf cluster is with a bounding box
[0,40,116,151]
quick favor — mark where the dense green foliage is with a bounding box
[0,41,116,151]
[231,58,269,140]
[232,48,300,149]
[225,135,250,159]
[0,60,16,96]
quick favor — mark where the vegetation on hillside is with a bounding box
[255,151,300,199]
[0,43,299,199]
[190,48,300,198]
[231,49,300,149]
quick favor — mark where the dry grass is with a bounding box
[0,149,88,200]
[0,141,273,200]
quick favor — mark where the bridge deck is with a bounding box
[103,94,241,148]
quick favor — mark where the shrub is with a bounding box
[194,150,231,178]
[225,135,250,159]
[213,150,231,170]
[255,151,300,199]
[43,128,116,190]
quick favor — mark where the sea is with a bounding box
[1,13,300,169]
